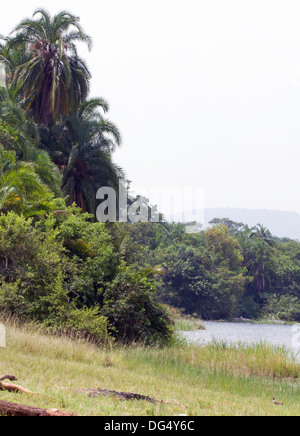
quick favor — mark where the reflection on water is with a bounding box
[180,321,300,362]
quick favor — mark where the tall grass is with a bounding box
[166,306,205,331]
[175,340,300,379]
[0,318,299,416]
[173,318,205,331]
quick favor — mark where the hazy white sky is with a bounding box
[1,0,300,213]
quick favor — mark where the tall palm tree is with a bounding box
[60,98,123,213]
[9,9,92,126]
[251,224,275,247]
[39,97,120,166]
[237,224,255,268]
[247,240,275,293]
[239,224,276,294]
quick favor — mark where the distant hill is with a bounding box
[204,208,300,240]
[173,208,300,240]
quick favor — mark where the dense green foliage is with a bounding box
[122,221,300,322]
[0,211,172,344]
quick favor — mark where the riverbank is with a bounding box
[0,322,299,416]
[172,310,300,332]
[167,306,205,331]
[231,317,299,326]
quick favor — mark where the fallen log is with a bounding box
[0,382,39,396]
[0,400,75,417]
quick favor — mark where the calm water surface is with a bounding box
[181,321,300,361]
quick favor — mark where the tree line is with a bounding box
[125,219,300,322]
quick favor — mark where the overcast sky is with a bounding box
[1,0,300,214]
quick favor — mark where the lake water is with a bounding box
[181,321,300,362]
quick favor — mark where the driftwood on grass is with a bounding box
[0,400,76,417]
[0,382,39,396]
[77,387,159,403]
[0,375,39,396]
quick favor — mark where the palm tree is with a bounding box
[0,87,39,154]
[239,224,276,294]
[247,240,275,293]
[39,97,120,166]
[249,225,276,293]
[0,146,48,212]
[61,98,123,213]
[237,224,255,267]
[24,146,62,197]
[9,9,92,126]
[0,36,32,84]
[251,224,275,247]
[0,87,62,197]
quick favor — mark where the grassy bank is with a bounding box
[167,306,205,331]
[0,322,299,416]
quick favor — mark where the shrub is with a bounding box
[102,265,173,344]
[155,242,247,320]
[264,294,300,322]
[0,211,173,344]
